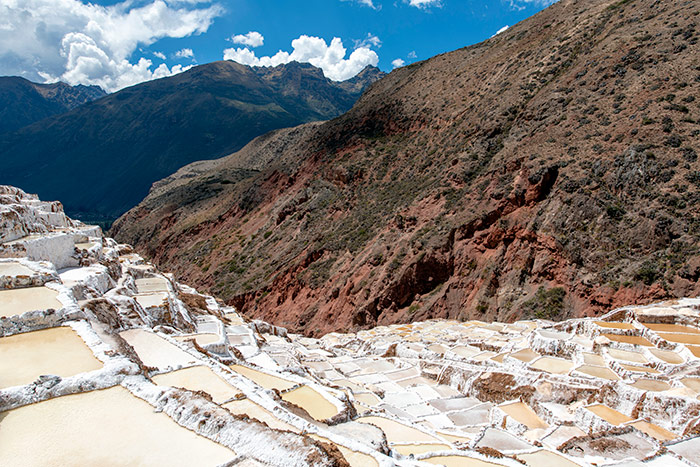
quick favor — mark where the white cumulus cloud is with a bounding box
[342,0,379,9]
[153,51,167,60]
[407,0,441,8]
[175,48,194,59]
[354,33,382,49]
[0,0,222,92]
[223,35,379,81]
[391,58,405,68]
[231,31,264,47]
[492,25,509,37]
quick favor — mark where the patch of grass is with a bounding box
[523,286,566,320]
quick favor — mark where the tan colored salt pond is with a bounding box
[608,348,648,363]
[530,356,573,374]
[603,334,654,346]
[659,332,700,345]
[310,435,379,467]
[629,379,671,392]
[688,345,700,358]
[423,455,504,466]
[355,392,381,406]
[153,366,243,404]
[650,348,684,364]
[499,401,548,429]
[0,286,63,317]
[509,348,539,363]
[135,276,170,293]
[223,398,299,433]
[74,242,95,250]
[230,364,295,391]
[0,326,102,388]
[595,321,635,330]
[619,363,660,374]
[585,404,633,425]
[680,377,700,393]
[516,449,581,467]
[393,443,452,456]
[437,431,473,444]
[119,329,198,369]
[282,385,339,420]
[575,365,619,381]
[358,416,442,443]
[135,292,168,308]
[582,353,606,366]
[175,333,220,346]
[0,386,234,466]
[0,261,34,276]
[629,420,676,441]
[643,323,700,334]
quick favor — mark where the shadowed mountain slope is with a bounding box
[114,0,700,336]
[0,61,383,223]
[0,77,105,134]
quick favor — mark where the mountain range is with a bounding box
[0,77,105,135]
[113,0,700,336]
[0,61,383,223]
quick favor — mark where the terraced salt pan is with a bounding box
[574,365,619,381]
[0,386,235,466]
[0,326,102,388]
[658,332,700,345]
[530,356,573,374]
[135,292,168,308]
[680,377,700,393]
[0,261,34,276]
[582,353,606,366]
[281,385,339,421]
[585,404,633,426]
[619,363,660,374]
[608,348,648,363]
[595,321,636,330]
[423,455,504,466]
[74,242,96,250]
[175,333,221,346]
[629,420,676,441]
[393,443,451,456]
[119,329,198,369]
[222,398,299,433]
[358,416,442,443]
[229,364,296,391]
[515,450,581,467]
[0,286,63,317]
[603,334,654,346]
[643,323,700,334]
[152,366,243,404]
[509,348,539,362]
[649,348,684,364]
[629,379,670,392]
[309,435,379,467]
[499,401,548,429]
[135,277,170,293]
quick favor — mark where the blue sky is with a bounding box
[0,0,555,92]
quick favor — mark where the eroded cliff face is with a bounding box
[114,0,700,336]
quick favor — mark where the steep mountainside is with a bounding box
[114,0,700,337]
[0,77,105,134]
[0,62,383,223]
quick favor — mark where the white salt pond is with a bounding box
[282,385,339,420]
[0,386,235,466]
[393,443,451,456]
[310,435,379,467]
[222,398,300,433]
[358,416,442,444]
[135,292,168,309]
[575,365,619,381]
[423,455,504,466]
[0,261,34,276]
[153,366,243,404]
[119,329,198,369]
[175,333,221,346]
[0,326,102,389]
[516,449,581,467]
[135,277,170,293]
[0,286,63,317]
[530,356,573,374]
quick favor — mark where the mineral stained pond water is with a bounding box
[0,326,102,389]
[0,386,235,466]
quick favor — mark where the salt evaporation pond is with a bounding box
[0,386,235,466]
[222,398,300,433]
[0,286,62,317]
[281,385,339,420]
[152,365,243,404]
[423,455,503,466]
[119,329,198,369]
[229,364,296,391]
[358,416,441,443]
[0,326,102,388]
[393,443,451,455]
[499,401,548,429]
[0,261,33,276]
[585,404,633,425]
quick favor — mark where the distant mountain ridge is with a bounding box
[0,61,384,223]
[0,77,105,134]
